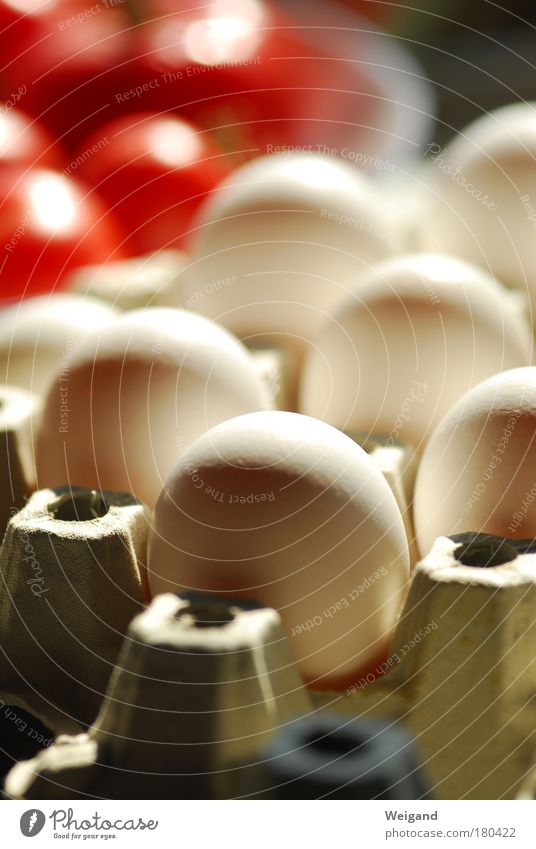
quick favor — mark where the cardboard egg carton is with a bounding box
[0,384,41,536]
[5,594,308,799]
[0,408,534,799]
[312,534,536,800]
[2,506,536,799]
[0,488,148,736]
[66,251,191,312]
[344,431,420,569]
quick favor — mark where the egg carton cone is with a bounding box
[505,290,533,344]
[0,385,41,537]
[66,251,191,312]
[0,488,149,737]
[5,527,536,799]
[247,344,296,412]
[311,533,536,799]
[345,431,420,569]
[5,594,309,799]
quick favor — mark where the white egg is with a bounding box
[417,102,536,307]
[187,153,400,352]
[148,411,410,691]
[414,367,536,557]
[300,254,532,451]
[0,294,117,397]
[36,308,271,509]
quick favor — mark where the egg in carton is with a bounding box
[2,127,536,798]
[5,530,536,800]
[5,594,308,799]
[0,405,413,797]
[0,299,273,783]
[2,351,536,797]
[4,593,432,800]
[1,389,535,798]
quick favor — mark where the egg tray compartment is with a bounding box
[0,388,534,799]
[0,482,150,731]
[0,476,535,799]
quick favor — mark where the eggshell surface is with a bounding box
[414,367,536,557]
[187,153,400,347]
[417,102,536,309]
[0,294,117,396]
[148,411,410,690]
[36,308,271,508]
[300,254,532,450]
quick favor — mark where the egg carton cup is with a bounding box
[6,594,309,800]
[312,534,536,800]
[65,251,191,313]
[0,488,149,737]
[506,289,536,357]
[6,531,536,799]
[246,344,298,412]
[0,460,536,798]
[0,385,41,537]
[346,431,420,569]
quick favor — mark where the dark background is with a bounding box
[345,0,536,144]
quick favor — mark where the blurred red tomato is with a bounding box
[0,0,87,66]
[134,0,373,156]
[0,1,136,151]
[0,167,129,299]
[0,106,62,169]
[75,113,232,252]
[1,0,376,160]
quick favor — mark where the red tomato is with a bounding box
[134,0,374,157]
[0,107,62,169]
[0,167,129,299]
[75,113,232,252]
[1,0,375,159]
[0,0,84,67]
[0,2,135,151]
